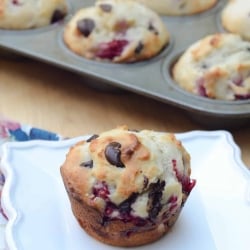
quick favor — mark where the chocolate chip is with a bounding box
[86,134,99,142]
[201,63,208,69]
[148,180,166,219]
[51,9,66,24]
[77,18,95,37]
[148,180,165,199]
[135,42,144,54]
[80,160,93,168]
[99,3,112,12]
[119,193,138,214]
[149,203,162,219]
[143,176,149,189]
[148,23,159,35]
[105,142,125,168]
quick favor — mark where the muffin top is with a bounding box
[135,0,217,16]
[173,33,250,100]
[0,0,67,29]
[221,0,250,41]
[63,0,169,62]
[61,126,195,220]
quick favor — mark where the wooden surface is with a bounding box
[0,56,249,168]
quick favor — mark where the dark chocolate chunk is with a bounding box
[143,176,149,189]
[119,193,138,215]
[201,63,208,69]
[148,23,159,35]
[86,134,99,142]
[51,9,66,24]
[77,18,95,37]
[105,142,125,168]
[149,203,162,219]
[80,160,93,168]
[135,42,144,54]
[148,180,166,219]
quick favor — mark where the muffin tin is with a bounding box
[0,0,249,128]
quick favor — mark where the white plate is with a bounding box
[1,131,250,250]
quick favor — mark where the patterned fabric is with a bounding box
[0,117,61,249]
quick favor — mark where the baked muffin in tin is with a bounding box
[173,33,250,100]
[60,126,196,247]
[221,0,250,41]
[63,0,169,63]
[0,0,67,29]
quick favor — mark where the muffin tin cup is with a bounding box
[0,0,249,128]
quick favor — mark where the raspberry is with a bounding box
[172,159,196,194]
[196,77,207,97]
[96,40,129,60]
[235,94,250,100]
[93,181,110,200]
[12,0,20,5]
[232,75,243,86]
[148,180,166,219]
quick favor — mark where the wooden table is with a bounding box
[0,57,249,168]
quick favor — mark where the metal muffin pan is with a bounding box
[0,0,249,128]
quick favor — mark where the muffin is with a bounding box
[135,0,217,16]
[221,0,250,41]
[173,33,250,100]
[60,126,196,247]
[0,0,67,29]
[63,0,169,63]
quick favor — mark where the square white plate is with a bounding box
[1,131,250,250]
